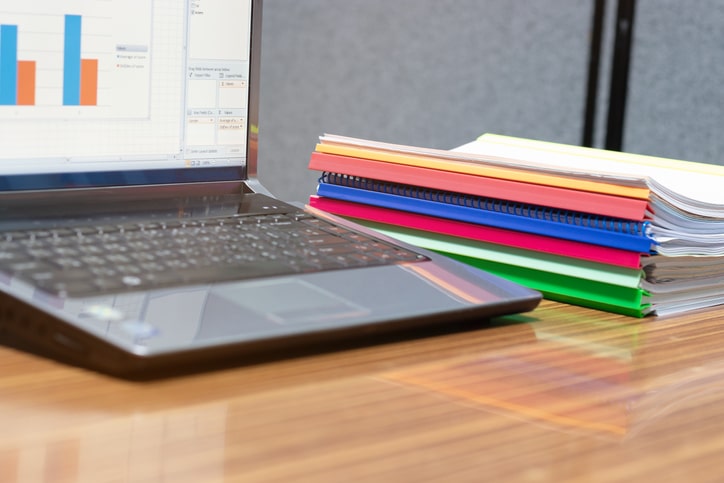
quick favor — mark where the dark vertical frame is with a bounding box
[605,0,637,151]
[581,0,606,147]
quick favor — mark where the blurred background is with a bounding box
[257,0,724,202]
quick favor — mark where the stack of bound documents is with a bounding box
[307,133,724,317]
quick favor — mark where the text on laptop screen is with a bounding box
[0,0,252,178]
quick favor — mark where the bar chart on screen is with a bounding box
[0,1,152,119]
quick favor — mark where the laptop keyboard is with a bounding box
[0,212,428,297]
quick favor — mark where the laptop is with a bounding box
[0,0,541,378]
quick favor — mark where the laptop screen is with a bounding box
[0,0,257,191]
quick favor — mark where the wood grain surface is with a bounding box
[2,300,724,482]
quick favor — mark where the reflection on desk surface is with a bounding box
[2,301,724,481]
[385,305,724,441]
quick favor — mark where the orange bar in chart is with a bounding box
[80,58,98,106]
[16,60,35,105]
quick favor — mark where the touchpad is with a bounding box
[214,278,369,325]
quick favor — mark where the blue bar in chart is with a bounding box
[0,24,19,105]
[63,14,82,106]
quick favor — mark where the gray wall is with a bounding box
[257,0,724,202]
[625,0,724,163]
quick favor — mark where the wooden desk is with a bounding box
[2,300,724,482]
